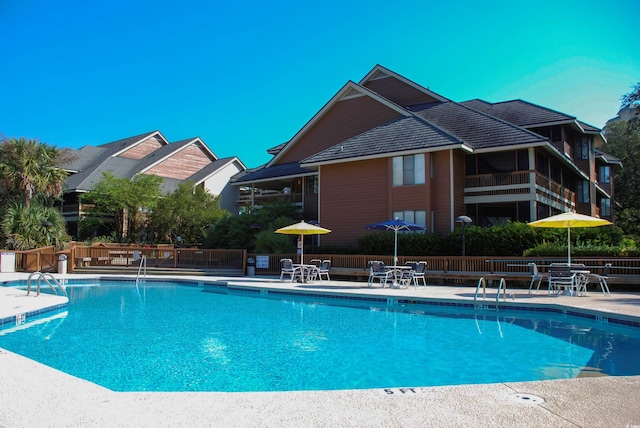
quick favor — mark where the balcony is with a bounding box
[236,188,303,207]
[465,170,576,209]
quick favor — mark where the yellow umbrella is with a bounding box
[528,212,612,265]
[275,220,331,264]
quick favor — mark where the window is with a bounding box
[600,198,611,216]
[575,137,590,160]
[577,180,590,203]
[393,210,427,228]
[306,176,318,194]
[599,166,610,183]
[393,154,425,186]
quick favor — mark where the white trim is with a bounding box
[359,65,450,103]
[301,144,470,168]
[110,131,168,158]
[449,149,455,232]
[138,138,217,174]
[231,171,318,187]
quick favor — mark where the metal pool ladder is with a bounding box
[26,272,67,297]
[474,277,508,310]
[136,255,147,286]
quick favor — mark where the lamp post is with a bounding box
[456,215,472,256]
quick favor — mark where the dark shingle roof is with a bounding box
[301,116,461,164]
[411,102,547,149]
[461,99,576,128]
[233,162,315,184]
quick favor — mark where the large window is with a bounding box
[393,210,427,228]
[600,198,611,216]
[599,165,610,183]
[577,180,590,203]
[393,154,425,186]
[575,137,590,160]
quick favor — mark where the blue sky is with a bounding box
[2,0,638,168]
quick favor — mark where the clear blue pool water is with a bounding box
[1,280,640,392]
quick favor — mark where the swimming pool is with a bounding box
[1,279,640,392]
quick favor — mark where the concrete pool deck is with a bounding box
[1,272,640,427]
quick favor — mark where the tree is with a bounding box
[1,203,68,250]
[0,137,70,206]
[621,82,640,116]
[149,181,229,245]
[83,172,162,242]
[204,200,299,250]
[603,82,640,236]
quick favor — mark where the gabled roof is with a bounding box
[359,64,450,103]
[63,132,243,193]
[595,149,622,166]
[301,116,465,165]
[137,137,217,175]
[461,99,576,128]
[411,102,548,150]
[186,157,246,185]
[268,80,412,166]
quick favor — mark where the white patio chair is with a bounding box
[411,261,428,288]
[280,258,301,282]
[368,261,391,288]
[527,262,544,293]
[317,260,331,282]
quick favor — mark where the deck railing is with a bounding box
[4,245,639,286]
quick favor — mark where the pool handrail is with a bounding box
[26,271,67,297]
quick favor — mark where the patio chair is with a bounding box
[547,263,577,295]
[410,261,428,288]
[527,263,544,293]
[317,260,331,282]
[588,263,612,296]
[307,259,322,281]
[280,258,301,282]
[368,261,391,288]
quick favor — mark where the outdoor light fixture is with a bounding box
[456,215,472,257]
[42,221,53,228]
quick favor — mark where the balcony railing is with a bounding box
[465,170,575,207]
[236,190,302,206]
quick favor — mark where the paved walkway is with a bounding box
[1,272,640,427]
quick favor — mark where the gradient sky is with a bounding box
[2,0,638,168]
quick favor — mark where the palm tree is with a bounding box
[1,203,69,250]
[0,137,70,206]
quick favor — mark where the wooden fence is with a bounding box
[3,244,639,286]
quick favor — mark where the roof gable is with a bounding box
[359,65,449,105]
[269,81,410,165]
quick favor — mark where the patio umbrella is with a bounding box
[528,212,612,265]
[364,218,427,267]
[275,220,331,264]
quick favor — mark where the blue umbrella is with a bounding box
[364,218,427,267]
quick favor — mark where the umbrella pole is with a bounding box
[567,226,571,266]
[300,233,304,264]
[394,229,398,267]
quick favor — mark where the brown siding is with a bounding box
[145,144,213,180]
[278,96,402,164]
[452,151,467,223]
[364,76,440,107]
[118,136,164,160]
[431,150,454,234]
[319,159,390,246]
